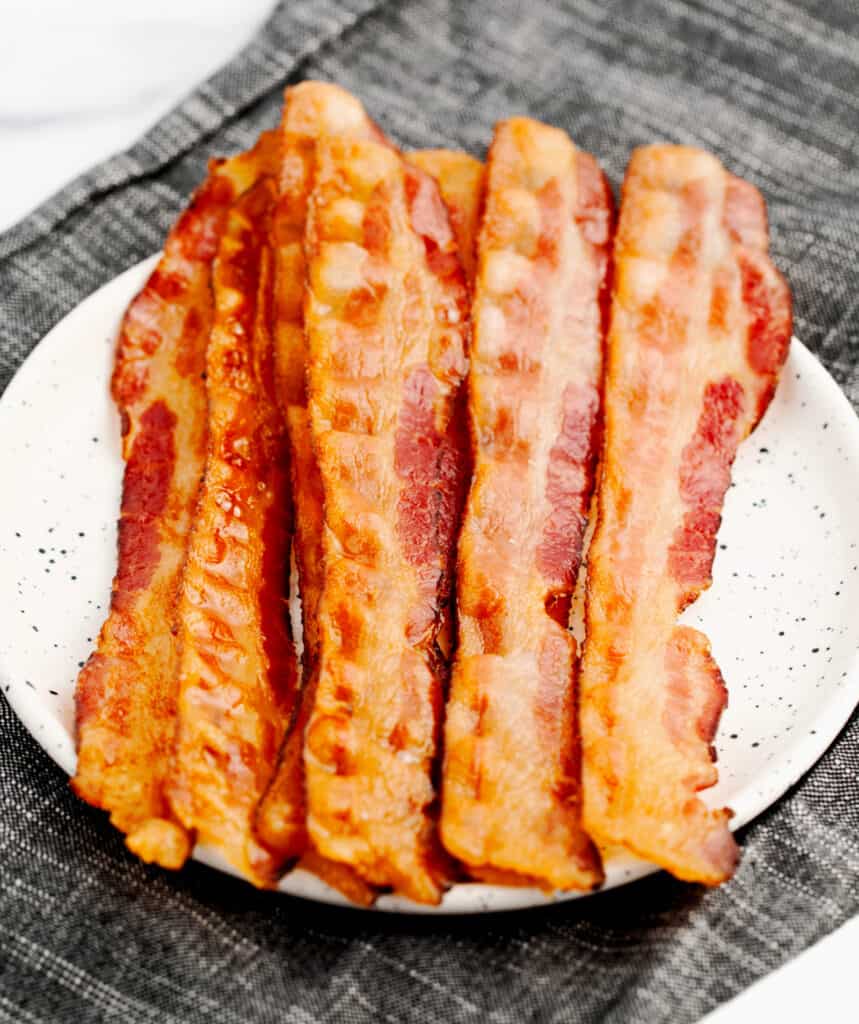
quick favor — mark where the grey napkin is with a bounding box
[1,2,858,1022]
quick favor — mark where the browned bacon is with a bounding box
[254,93,481,906]
[580,145,791,884]
[440,117,611,891]
[252,85,384,905]
[72,133,279,869]
[166,167,300,885]
[301,136,470,903]
[402,151,485,667]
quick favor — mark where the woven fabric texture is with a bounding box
[1,2,858,1021]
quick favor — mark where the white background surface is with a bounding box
[0,0,275,232]
[0,2,854,1020]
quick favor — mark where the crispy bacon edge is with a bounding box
[300,136,471,903]
[579,145,792,885]
[71,133,279,869]
[439,117,610,891]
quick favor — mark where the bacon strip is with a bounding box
[72,134,279,869]
[166,170,299,885]
[579,145,791,884]
[251,84,385,903]
[301,137,470,903]
[440,117,611,891]
[403,151,485,668]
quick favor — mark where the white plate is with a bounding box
[2,256,858,914]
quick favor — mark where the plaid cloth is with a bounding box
[1,2,858,1021]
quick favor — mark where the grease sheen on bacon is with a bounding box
[72,133,279,869]
[252,84,384,904]
[166,174,298,885]
[440,118,611,890]
[580,145,791,884]
[302,136,470,903]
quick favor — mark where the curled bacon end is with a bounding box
[280,80,387,147]
[580,145,791,885]
[166,178,298,886]
[72,132,279,868]
[125,818,191,870]
[302,136,469,904]
[297,847,377,908]
[441,117,611,891]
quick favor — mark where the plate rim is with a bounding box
[2,256,858,914]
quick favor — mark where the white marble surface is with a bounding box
[0,2,853,1020]
[0,0,275,231]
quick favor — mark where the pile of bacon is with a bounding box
[71,82,791,905]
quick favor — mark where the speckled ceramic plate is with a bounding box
[2,255,859,914]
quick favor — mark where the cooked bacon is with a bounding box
[301,136,470,903]
[406,151,485,286]
[255,92,480,907]
[166,172,299,885]
[253,86,384,906]
[402,151,485,666]
[72,133,279,869]
[580,146,791,885]
[440,117,611,891]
